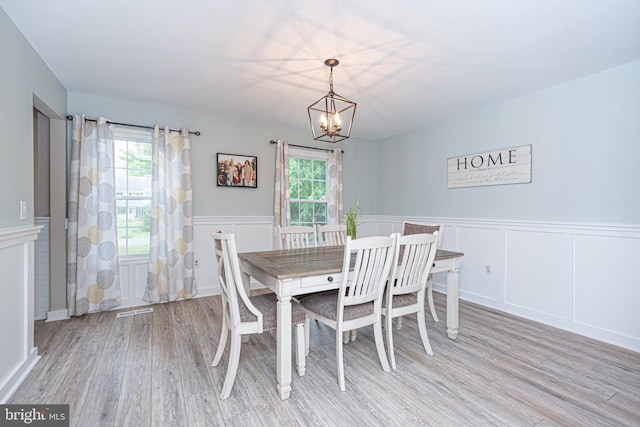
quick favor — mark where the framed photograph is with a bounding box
[216,153,257,188]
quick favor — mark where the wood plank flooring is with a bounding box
[9,293,640,426]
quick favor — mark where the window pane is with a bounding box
[290,202,300,223]
[287,153,328,229]
[128,171,152,197]
[313,160,326,180]
[116,200,129,228]
[114,132,152,257]
[127,226,150,255]
[115,169,128,196]
[314,181,326,200]
[288,157,299,176]
[115,140,128,169]
[299,202,314,223]
[289,177,299,199]
[315,203,326,224]
[299,180,313,199]
[128,141,152,171]
[298,159,313,179]
[118,227,128,256]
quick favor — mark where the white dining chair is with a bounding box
[316,224,347,246]
[299,234,396,391]
[317,223,360,344]
[211,231,307,399]
[401,221,443,322]
[276,225,317,249]
[383,232,438,369]
[317,223,355,342]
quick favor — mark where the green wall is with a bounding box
[376,60,640,225]
[68,93,378,218]
[0,7,67,228]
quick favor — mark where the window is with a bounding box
[288,148,328,227]
[114,128,152,256]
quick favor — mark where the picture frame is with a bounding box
[216,153,257,188]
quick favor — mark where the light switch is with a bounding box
[20,200,27,220]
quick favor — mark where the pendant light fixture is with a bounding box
[307,59,356,143]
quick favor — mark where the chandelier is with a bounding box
[307,59,356,143]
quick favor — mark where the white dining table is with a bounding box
[238,245,463,400]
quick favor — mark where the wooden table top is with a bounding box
[238,245,463,280]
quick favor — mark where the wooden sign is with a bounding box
[447,145,531,188]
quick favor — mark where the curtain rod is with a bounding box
[65,115,201,136]
[269,140,343,153]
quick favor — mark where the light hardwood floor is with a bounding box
[9,292,640,426]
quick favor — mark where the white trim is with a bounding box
[0,226,41,403]
[194,215,274,225]
[0,349,40,404]
[45,309,70,322]
[364,215,640,353]
[114,126,153,141]
[369,214,640,234]
[0,225,42,248]
[288,145,330,160]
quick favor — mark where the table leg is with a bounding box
[446,259,460,339]
[276,280,293,400]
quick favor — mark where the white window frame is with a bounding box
[114,127,153,257]
[288,147,329,227]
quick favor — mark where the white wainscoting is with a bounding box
[118,216,275,310]
[192,216,275,293]
[115,215,640,353]
[368,216,640,353]
[0,225,41,403]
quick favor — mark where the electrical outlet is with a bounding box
[485,264,493,275]
[194,259,200,268]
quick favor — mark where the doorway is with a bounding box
[33,108,50,320]
[32,96,68,322]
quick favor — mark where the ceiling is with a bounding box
[3,0,640,140]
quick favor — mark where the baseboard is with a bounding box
[0,348,40,404]
[45,309,69,322]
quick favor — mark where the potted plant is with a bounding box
[345,197,362,239]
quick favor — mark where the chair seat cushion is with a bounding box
[299,291,373,321]
[242,293,306,330]
[383,292,418,309]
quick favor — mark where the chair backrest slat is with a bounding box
[390,233,438,296]
[317,224,346,246]
[340,235,396,307]
[276,225,317,249]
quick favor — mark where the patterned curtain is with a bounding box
[273,139,291,235]
[326,148,343,225]
[144,126,196,303]
[67,115,122,316]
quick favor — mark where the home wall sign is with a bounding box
[447,145,531,188]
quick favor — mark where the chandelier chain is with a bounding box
[329,67,334,94]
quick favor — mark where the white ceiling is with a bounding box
[3,0,640,140]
